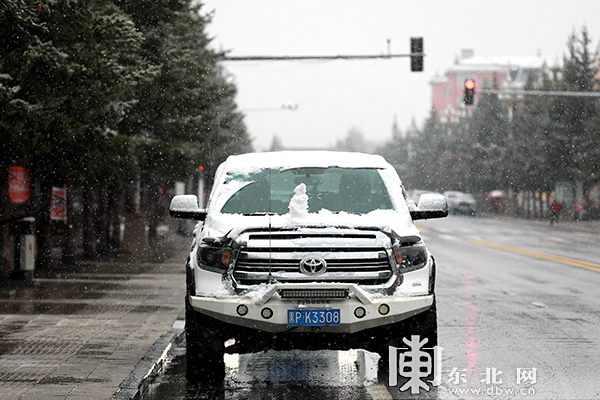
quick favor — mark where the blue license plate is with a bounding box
[287,309,341,326]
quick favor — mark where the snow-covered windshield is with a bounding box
[220,167,394,215]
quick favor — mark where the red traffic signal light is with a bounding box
[464,79,475,105]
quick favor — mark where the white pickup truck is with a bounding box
[170,151,448,382]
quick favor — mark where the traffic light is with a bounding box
[464,79,475,105]
[410,37,423,72]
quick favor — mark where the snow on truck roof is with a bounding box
[221,151,392,174]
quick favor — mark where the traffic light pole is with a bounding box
[479,89,600,97]
[222,53,422,61]
[221,37,425,72]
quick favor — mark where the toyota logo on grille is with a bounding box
[300,257,327,276]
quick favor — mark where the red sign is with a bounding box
[51,187,67,221]
[8,166,31,204]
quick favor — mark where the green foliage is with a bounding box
[1,0,149,187]
[117,0,251,185]
[510,73,554,192]
[467,84,511,192]
[1,0,251,264]
[555,28,599,186]
[1,0,250,187]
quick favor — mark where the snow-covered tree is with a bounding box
[117,0,251,238]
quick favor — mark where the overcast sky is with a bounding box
[201,0,600,152]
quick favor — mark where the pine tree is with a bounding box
[561,28,600,189]
[467,78,511,193]
[117,0,251,238]
[1,0,149,268]
[511,71,555,194]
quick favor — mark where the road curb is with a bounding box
[111,311,185,400]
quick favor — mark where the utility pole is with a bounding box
[480,89,600,97]
[223,54,411,61]
[221,38,425,72]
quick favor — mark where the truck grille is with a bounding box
[231,230,394,290]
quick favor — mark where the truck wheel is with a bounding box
[186,267,225,383]
[405,296,438,347]
[376,297,438,374]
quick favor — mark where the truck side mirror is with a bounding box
[169,195,207,221]
[410,193,448,220]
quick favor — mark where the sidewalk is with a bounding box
[0,229,191,400]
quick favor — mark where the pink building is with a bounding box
[430,50,545,121]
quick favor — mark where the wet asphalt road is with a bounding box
[143,215,600,400]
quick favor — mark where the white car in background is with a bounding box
[170,151,448,382]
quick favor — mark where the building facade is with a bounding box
[430,49,546,121]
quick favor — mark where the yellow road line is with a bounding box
[469,239,600,273]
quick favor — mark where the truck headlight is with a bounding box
[197,245,232,273]
[394,244,427,273]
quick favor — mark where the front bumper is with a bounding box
[190,282,433,333]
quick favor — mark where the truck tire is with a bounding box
[185,267,225,383]
[377,296,438,375]
[405,296,438,347]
